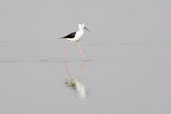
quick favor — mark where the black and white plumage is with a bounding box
[60,22,89,42]
[62,32,76,39]
[60,22,90,61]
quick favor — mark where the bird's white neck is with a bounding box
[78,28,84,32]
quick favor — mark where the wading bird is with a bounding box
[60,22,90,61]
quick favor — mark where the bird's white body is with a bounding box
[67,30,84,42]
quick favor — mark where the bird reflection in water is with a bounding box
[64,61,87,103]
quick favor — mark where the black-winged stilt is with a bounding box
[60,22,90,61]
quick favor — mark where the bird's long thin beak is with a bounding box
[84,27,90,31]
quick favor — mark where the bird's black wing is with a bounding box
[62,32,76,38]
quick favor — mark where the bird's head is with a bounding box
[78,22,90,31]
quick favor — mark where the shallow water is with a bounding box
[0,40,170,114]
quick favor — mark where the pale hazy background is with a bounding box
[0,0,171,114]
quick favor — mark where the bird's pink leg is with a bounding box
[64,41,72,61]
[77,42,87,60]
